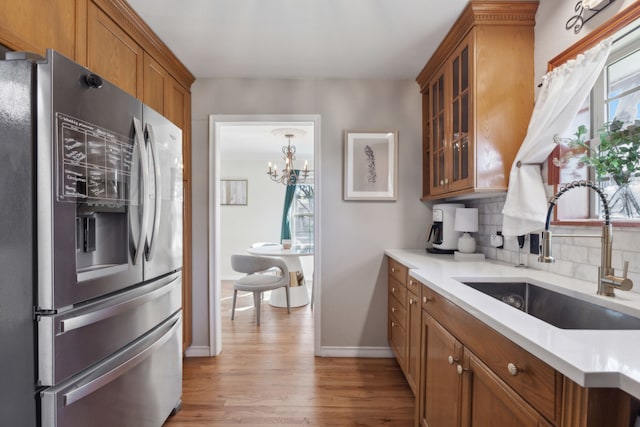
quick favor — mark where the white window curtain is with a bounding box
[501,38,613,236]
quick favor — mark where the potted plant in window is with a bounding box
[568,119,640,217]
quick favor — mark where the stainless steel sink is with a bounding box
[460,281,640,330]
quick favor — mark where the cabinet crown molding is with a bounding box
[416,1,538,91]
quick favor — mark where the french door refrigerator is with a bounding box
[0,49,183,427]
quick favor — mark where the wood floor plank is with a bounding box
[163,281,414,426]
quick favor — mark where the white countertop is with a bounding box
[385,249,640,400]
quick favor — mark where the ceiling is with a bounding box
[220,122,315,160]
[126,0,469,80]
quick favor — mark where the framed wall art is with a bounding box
[220,179,248,205]
[343,130,398,201]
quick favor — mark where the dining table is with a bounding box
[246,245,314,308]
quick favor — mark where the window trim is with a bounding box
[548,3,640,227]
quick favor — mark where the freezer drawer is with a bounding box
[41,310,182,427]
[38,271,181,386]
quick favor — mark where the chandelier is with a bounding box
[267,129,310,186]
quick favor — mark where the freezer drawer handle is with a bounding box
[60,275,179,333]
[62,314,180,407]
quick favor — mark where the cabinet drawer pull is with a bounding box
[507,363,521,376]
[423,296,433,304]
[448,355,458,365]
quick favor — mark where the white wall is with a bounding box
[219,158,286,279]
[191,78,429,350]
[470,0,640,291]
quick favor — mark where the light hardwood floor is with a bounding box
[163,281,414,426]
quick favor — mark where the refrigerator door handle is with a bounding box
[59,274,180,333]
[132,117,149,266]
[62,313,180,407]
[144,123,161,261]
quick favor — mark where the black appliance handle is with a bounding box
[433,225,443,245]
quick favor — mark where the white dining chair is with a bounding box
[230,254,290,325]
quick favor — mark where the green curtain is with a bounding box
[280,170,298,241]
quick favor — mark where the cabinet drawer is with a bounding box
[388,258,408,286]
[422,286,559,424]
[389,278,407,307]
[407,276,421,295]
[389,293,407,330]
[389,316,407,366]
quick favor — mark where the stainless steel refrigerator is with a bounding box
[0,49,183,426]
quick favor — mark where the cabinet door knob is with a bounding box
[444,178,449,184]
[448,355,458,365]
[409,298,417,305]
[391,267,396,273]
[423,296,433,304]
[391,321,397,327]
[507,363,521,376]
[409,279,413,286]
[391,307,397,313]
[456,364,467,375]
[440,180,444,185]
[392,287,396,293]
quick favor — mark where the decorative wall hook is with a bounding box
[566,0,616,34]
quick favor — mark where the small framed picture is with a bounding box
[220,179,248,205]
[343,130,398,201]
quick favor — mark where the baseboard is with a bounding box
[184,345,212,357]
[317,346,394,358]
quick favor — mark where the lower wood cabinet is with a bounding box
[462,349,553,427]
[388,275,407,372]
[406,284,421,395]
[386,256,640,427]
[387,258,421,395]
[419,312,551,427]
[419,312,462,427]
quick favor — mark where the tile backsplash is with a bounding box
[466,195,640,294]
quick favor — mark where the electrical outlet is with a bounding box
[530,233,540,254]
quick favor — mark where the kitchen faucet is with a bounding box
[538,180,633,296]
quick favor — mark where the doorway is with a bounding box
[208,114,321,356]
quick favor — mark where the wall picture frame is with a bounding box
[220,179,248,205]
[343,130,398,201]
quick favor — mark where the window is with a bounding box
[290,184,314,248]
[555,25,640,221]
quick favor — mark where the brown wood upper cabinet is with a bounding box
[86,1,144,99]
[417,1,538,200]
[0,0,76,59]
